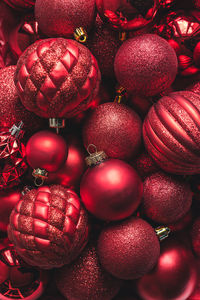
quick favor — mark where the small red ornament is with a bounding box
[2,0,35,11]
[56,244,123,300]
[137,238,197,300]
[143,91,200,174]
[82,102,142,160]
[8,185,89,269]
[80,148,143,221]
[114,34,178,96]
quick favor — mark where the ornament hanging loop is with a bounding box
[85,144,107,167]
[87,144,98,155]
[32,168,48,187]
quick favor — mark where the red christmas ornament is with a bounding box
[114,34,178,96]
[143,172,192,224]
[97,217,164,280]
[168,210,193,232]
[135,152,159,180]
[56,244,122,300]
[137,238,197,300]
[2,0,35,11]
[8,185,89,269]
[82,102,142,160]
[80,149,143,221]
[191,218,200,256]
[143,91,200,174]
[35,0,95,38]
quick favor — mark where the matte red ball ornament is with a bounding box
[114,34,178,96]
[143,91,200,174]
[83,102,142,160]
[8,185,89,269]
[97,217,161,280]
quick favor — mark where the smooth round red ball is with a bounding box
[83,103,142,160]
[137,238,197,300]
[80,159,143,221]
[35,0,95,37]
[26,131,68,172]
[143,172,192,224]
[56,244,122,300]
[97,217,160,280]
[114,34,178,96]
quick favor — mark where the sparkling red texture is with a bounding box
[82,102,142,160]
[2,0,35,11]
[191,217,200,256]
[114,34,178,96]
[35,0,96,37]
[135,152,159,179]
[8,185,89,269]
[56,244,122,300]
[80,159,143,221]
[143,91,200,174]
[143,172,192,224]
[97,217,160,280]
[26,130,68,172]
[137,238,197,300]
[14,38,101,118]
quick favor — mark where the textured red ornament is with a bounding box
[14,38,101,119]
[168,210,193,232]
[114,34,178,96]
[135,152,159,179]
[143,91,200,174]
[137,238,197,300]
[97,217,160,280]
[80,159,143,221]
[8,185,89,269]
[82,103,142,160]
[56,244,122,300]
[26,131,68,173]
[35,0,95,37]
[2,0,35,11]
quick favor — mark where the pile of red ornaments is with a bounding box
[1,0,200,299]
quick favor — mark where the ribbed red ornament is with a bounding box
[8,185,89,269]
[143,91,200,174]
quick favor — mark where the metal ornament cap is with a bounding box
[85,144,107,167]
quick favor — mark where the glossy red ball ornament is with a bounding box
[2,0,35,11]
[14,38,101,119]
[114,34,178,96]
[80,158,143,221]
[8,185,89,269]
[56,244,122,300]
[97,217,160,280]
[143,91,200,174]
[26,130,68,173]
[137,238,197,300]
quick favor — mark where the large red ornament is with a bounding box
[56,244,122,300]
[114,34,178,96]
[137,238,197,300]
[8,185,89,269]
[82,103,142,160]
[143,91,200,174]
[14,38,101,119]
[97,217,161,280]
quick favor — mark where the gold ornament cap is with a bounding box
[74,27,88,43]
[49,118,65,134]
[155,226,170,241]
[32,168,48,187]
[85,144,107,167]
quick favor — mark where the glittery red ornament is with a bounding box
[80,158,143,221]
[2,0,35,11]
[114,34,178,96]
[56,244,122,300]
[83,103,142,160]
[137,238,197,300]
[143,91,200,174]
[8,185,89,269]
[35,0,95,38]
[168,210,193,232]
[97,217,160,280]
[135,152,159,179]
[191,218,200,256]
[14,38,101,119]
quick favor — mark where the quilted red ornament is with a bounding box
[143,91,200,174]
[8,185,89,269]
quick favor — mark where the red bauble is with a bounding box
[82,103,142,160]
[114,34,178,96]
[2,0,35,10]
[26,131,68,173]
[191,218,200,256]
[56,244,122,300]
[8,185,89,269]
[14,38,101,119]
[143,172,192,224]
[97,217,160,280]
[0,66,44,133]
[143,91,200,174]
[35,0,95,38]
[137,239,197,300]
[135,152,159,180]
[80,159,143,221]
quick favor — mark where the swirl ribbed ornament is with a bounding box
[143,91,200,175]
